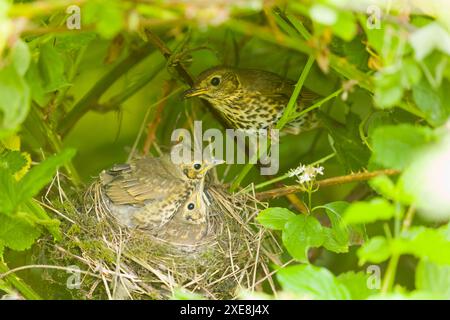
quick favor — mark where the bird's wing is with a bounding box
[101,156,184,206]
[237,69,320,105]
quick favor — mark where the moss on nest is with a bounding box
[39,178,281,300]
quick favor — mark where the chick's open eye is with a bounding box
[193,163,201,170]
[187,203,195,210]
[210,76,221,86]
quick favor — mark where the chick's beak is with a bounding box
[183,87,208,98]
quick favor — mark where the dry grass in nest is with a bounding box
[38,173,282,300]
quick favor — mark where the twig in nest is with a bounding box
[256,169,400,200]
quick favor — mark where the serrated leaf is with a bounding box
[38,42,70,92]
[314,202,350,253]
[257,207,296,230]
[415,260,450,298]
[277,264,351,300]
[371,124,435,170]
[413,78,450,127]
[0,214,41,251]
[282,214,325,263]
[357,236,391,264]
[337,271,379,300]
[397,227,450,265]
[343,198,395,225]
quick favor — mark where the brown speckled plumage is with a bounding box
[184,66,320,133]
[99,154,219,243]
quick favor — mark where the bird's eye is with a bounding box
[193,163,202,170]
[187,203,195,210]
[210,76,221,86]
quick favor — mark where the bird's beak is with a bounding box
[183,87,208,98]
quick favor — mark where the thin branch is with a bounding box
[58,44,154,136]
[256,169,400,200]
[143,80,175,154]
[143,28,231,129]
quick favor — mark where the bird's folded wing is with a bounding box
[101,157,184,206]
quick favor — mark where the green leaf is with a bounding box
[277,264,351,300]
[374,71,403,109]
[25,61,48,107]
[282,214,325,263]
[370,124,436,170]
[357,236,391,264]
[397,227,450,265]
[0,150,27,175]
[257,207,296,230]
[54,33,97,52]
[0,169,18,215]
[38,42,70,92]
[369,175,396,199]
[410,22,450,60]
[0,64,31,137]
[11,39,31,76]
[413,78,450,126]
[333,10,357,41]
[83,0,124,38]
[321,112,370,172]
[401,58,422,88]
[315,202,350,253]
[0,214,41,251]
[17,149,76,203]
[337,271,379,300]
[415,259,450,298]
[24,200,61,241]
[343,198,395,225]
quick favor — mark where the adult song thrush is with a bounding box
[184,66,320,133]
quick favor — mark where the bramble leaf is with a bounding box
[282,214,325,263]
[257,207,296,230]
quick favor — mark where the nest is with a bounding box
[39,174,281,300]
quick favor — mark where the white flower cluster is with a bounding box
[287,164,324,184]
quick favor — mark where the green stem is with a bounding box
[58,44,155,136]
[230,56,315,192]
[381,253,399,294]
[0,261,42,300]
[226,18,373,91]
[99,60,165,111]
[288,88,343,122]
[277,55,315,130]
